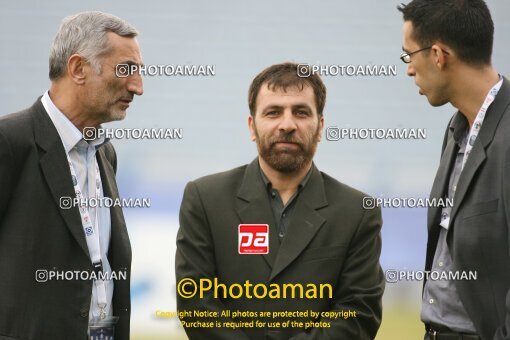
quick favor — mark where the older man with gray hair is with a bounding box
[0,11,143,339]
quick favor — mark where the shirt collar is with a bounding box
[41,91,108,152]
[449,112,469,146]
[258,159,313,193]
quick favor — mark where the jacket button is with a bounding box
[80,307,89,318]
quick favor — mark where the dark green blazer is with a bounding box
[176,159,384,340]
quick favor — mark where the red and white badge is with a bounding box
[238,224,269,254]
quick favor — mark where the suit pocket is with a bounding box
[299,245,346,262]
[462,199,498,219]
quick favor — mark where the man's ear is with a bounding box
[318,115,324,142]
[431,43,451,70]
[67,54,88,85]
[248,115,256,141]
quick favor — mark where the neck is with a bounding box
[258,156,312,195]
[449,65,500,128]
[49,82,101,133]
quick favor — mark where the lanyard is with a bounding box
[65,151,108,320]
[440,78,503,231]
[461,78,503,171]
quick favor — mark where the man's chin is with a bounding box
[107,110,127,122]
[426,96,448,107]
[270,163,301,174]
[264,153,308,174]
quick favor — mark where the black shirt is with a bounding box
[259,162,313,242]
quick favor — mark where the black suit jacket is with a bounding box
[0,99,132,339]
[176,159,384,340]
[426,78,510,340]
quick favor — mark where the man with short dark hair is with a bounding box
[0,11,143,339]
[176,62,384,339]
[398,1,510,339]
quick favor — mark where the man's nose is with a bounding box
[278,110,298,132]
[127,73,143,96]
[406,63,416,77]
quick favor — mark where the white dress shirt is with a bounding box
[41,91,114,324]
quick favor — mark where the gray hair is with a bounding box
[49,11,138,80]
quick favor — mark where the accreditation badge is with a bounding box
[88,316,119,340]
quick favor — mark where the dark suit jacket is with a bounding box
[176,159,384,340]
[0,99,132,339]
[426,78,510,340]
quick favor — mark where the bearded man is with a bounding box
[175,62,384,340]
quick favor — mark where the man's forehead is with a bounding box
[258,84,314,101]
[255,85,316,114]
[402,21,418,52]
[403,21,418,44]
[105,32,142,62]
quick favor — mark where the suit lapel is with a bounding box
[425,132,458,271]
[268,165,327,281]
[33,99,90,258]
[236,159,280,269]
[449,78,510,226]
[236,160,328,279]
[448,146,486,224]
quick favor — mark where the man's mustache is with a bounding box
[269,134,304,149]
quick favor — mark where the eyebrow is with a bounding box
[262,103,313,111]
[124,60,145,68]
[293,104,312,110]
[262,105,283,112]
